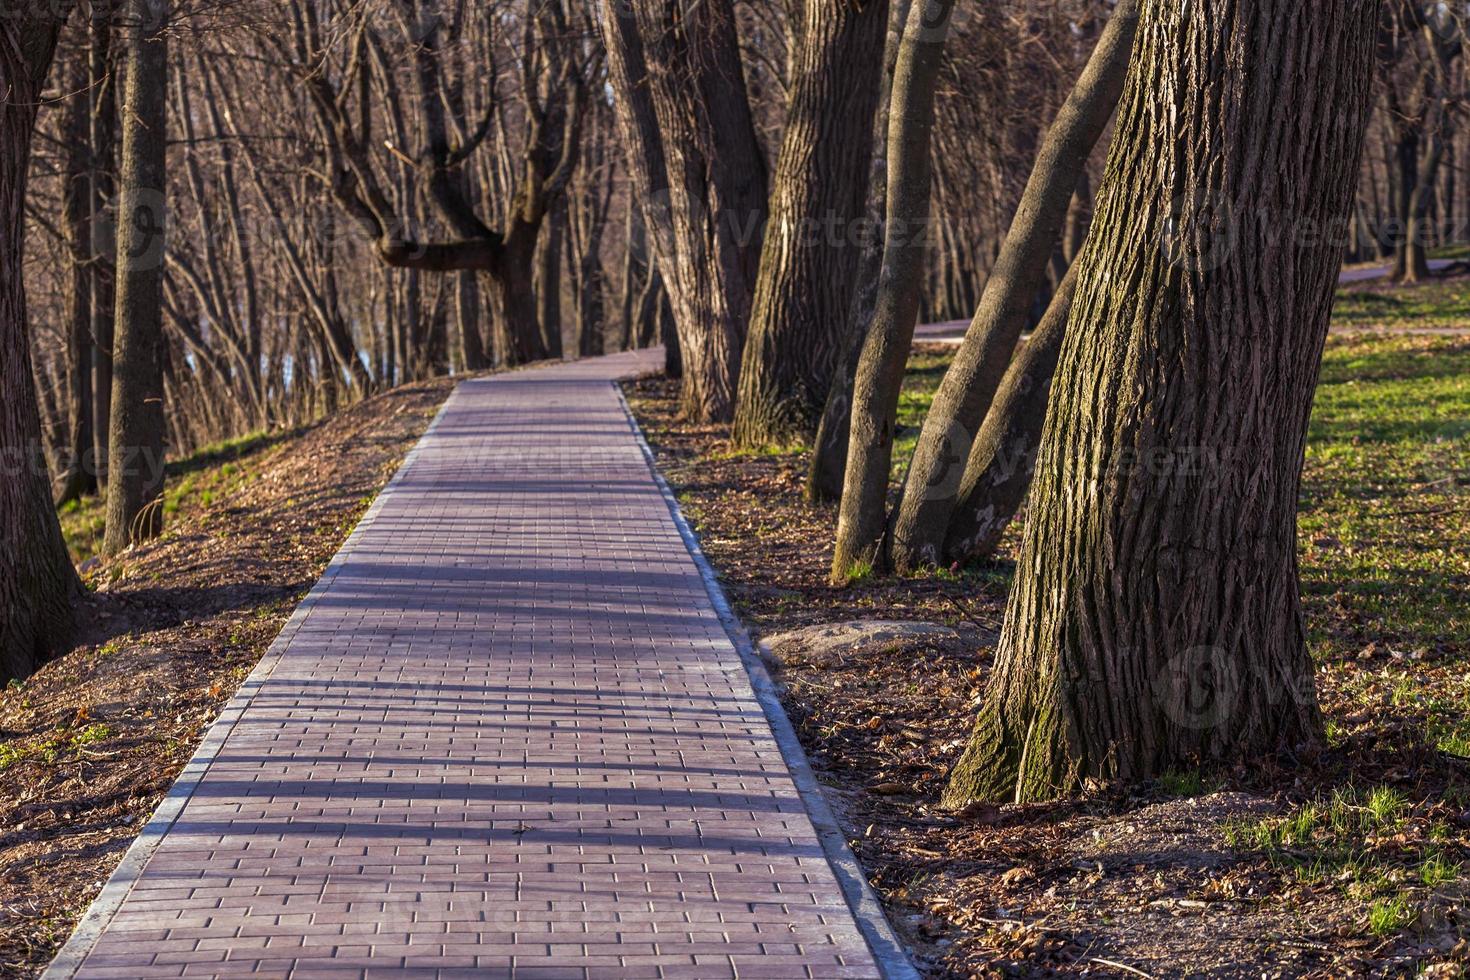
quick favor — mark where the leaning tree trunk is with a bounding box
[830,0,955,581]
[805,0,915,504]
[103,0,170,555]
[888,0,1139,572]
[943,0,1381,806]
[1,6,82,682]
[731,0,890,449]
[942,264,1077,564]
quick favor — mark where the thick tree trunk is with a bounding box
[489,234,548,365]
[943,0,1380,806]
[57,50,98,507]
[103,0,170,555]
[1,7,82,682]
[602,0,767,422]
[731,0,889,448]
[889,0,1139,572]
[830,0,955,581]
[943,264,1077,564]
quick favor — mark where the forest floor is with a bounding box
[0,378,456,976]
[625,307,1469,974]
[0,283,1465,980]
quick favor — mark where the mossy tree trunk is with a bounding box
[943,0,1381,806]
[1,4,82,682]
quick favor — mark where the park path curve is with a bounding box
[48,350,903,980]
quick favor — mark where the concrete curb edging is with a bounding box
[42,389,463,979]
[613,383,922,980]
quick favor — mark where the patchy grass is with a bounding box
[626,305,1470,975]
[58,429,293,564]
[1224,783,1460,943]
[893,347,953,478]
[1334,274,1470,329]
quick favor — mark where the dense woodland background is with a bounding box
[21,0,1146,464]
[23,0,1464,471]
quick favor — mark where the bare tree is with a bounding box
[830,0,955,582]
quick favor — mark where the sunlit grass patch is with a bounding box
[1225,784,1460,940]
[58,427,291,564]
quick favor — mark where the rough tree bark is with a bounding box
[601,0,768,422]
[0,4,82,682]
[731,0,890,448]
[830,0,955,581]
[943,0,1381,806]
[104,0,170,554]
[888,0,1139,572]
[942,264,1077,564]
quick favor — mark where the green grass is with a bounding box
[1157,769,1206,797]
[1225,784,1460,939]
[1367,896,1415,936]
[892,348,954,479]
[58,428,290,564]
[1299,334,1470,664]
[1333,279,1470,329]
[0,722,113,771]
[1428,243,1470,261]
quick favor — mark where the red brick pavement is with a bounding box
[51,352,884,979]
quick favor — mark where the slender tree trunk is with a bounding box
[943,264,1077,564]
[535,202,566,360]
[943,0,1380,806]
[830,0,955,581]
[1391,124,1420,281]
[458,272,487,371]
[91,3,118,489]
[57,50,98,507]
[731,0,890,448]
[103,0,170,555]
[806,0,915,504]
[1,7,82,682]
[889,0,1139,572]
[1403,119,1444,284]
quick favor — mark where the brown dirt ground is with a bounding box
[0,378,454,977]
[623,372,1470,980]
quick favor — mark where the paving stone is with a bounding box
[62,351,881,979]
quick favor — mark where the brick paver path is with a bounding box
[55,351,884,979]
